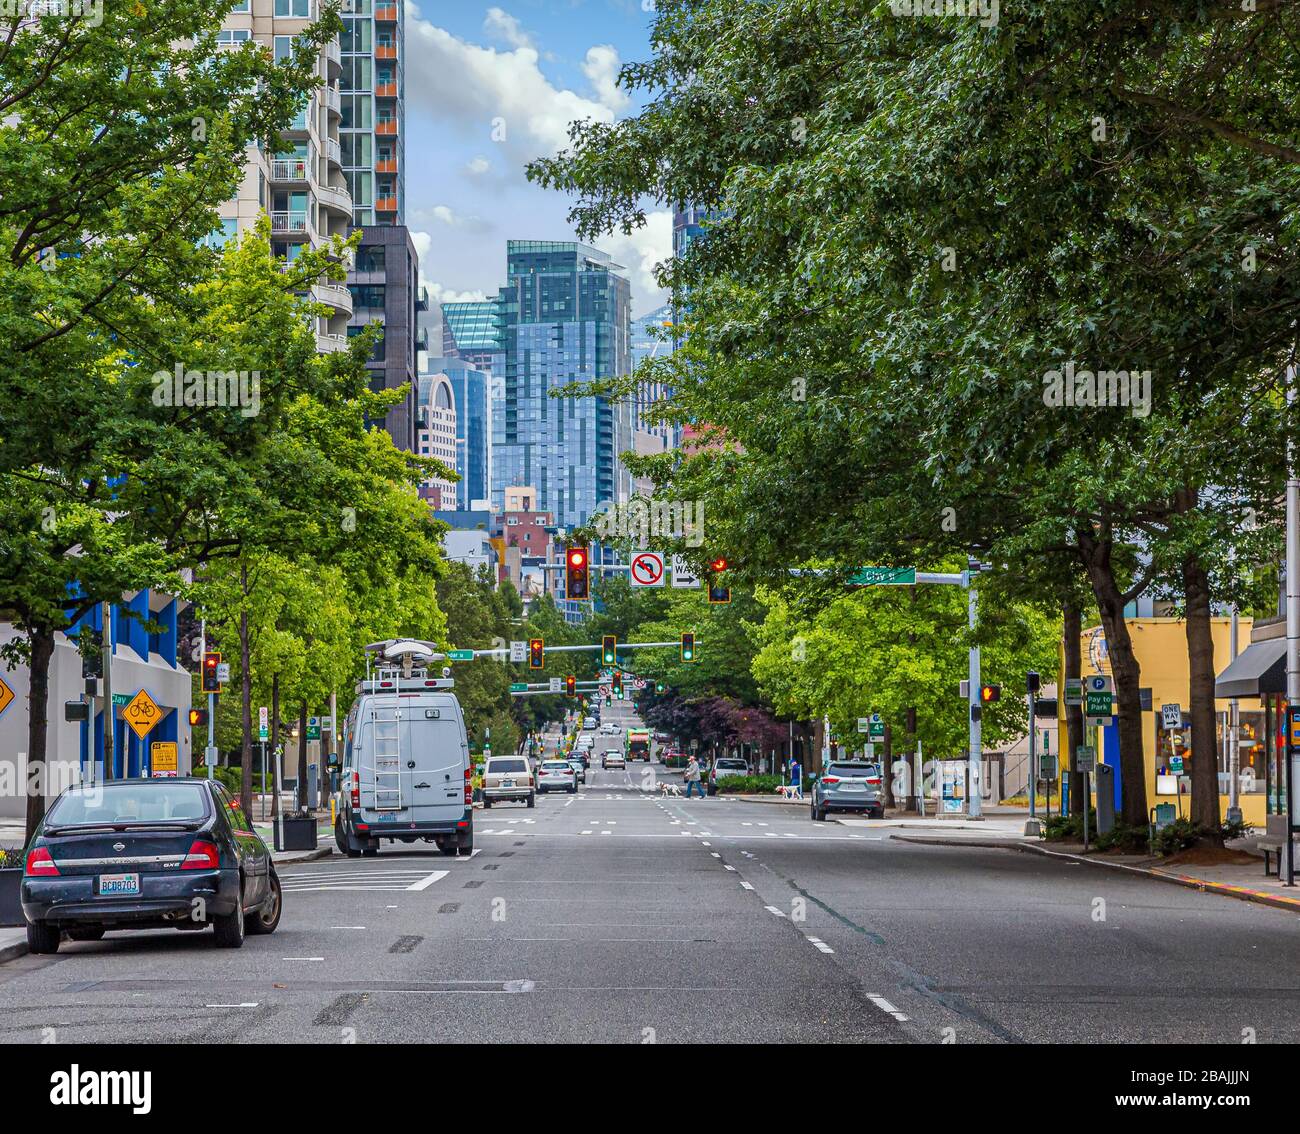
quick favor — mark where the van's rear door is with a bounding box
[405,695,468,826]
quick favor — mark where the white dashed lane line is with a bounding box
[764,905,787,918]
[805,935,835,955]
[866,994,910,1022]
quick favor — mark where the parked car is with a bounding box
[601,750,626,770]
[21,777,281,954]
[483,756,535,809]
[538,759,578,794]
[335,640,474,857]
[708,757,750,795]
[567,758,587,784]
[811,761,884,820]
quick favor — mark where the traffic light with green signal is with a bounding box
[680,632,696,662]
[602,635,616,665]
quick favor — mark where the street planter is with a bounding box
[274,816,318,852]
[0,867,24,928]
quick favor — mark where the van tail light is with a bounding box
[25,846,59,876]
[464,766,472,804]
[350,770,360,808]
[182,840,220,870]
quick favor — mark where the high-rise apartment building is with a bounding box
[416,373,458,510]
[216,0,354,352]
[441,300,504,373]
[340,0,404,227]
[490,241,633,529]
[425,356,492,511]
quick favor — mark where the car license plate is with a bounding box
[98,873,140,896]
[842,784,865,791]
[503,779,514,788]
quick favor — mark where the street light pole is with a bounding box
[1287,364,1299,885]
[966,571,983,819]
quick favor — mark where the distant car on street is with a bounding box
[21,777,281,954]
[567,757,587,784]
[708,757,749,795]
[811,761,884,821]
[601,750,626,770]
[538,759,578,794]
[583,716,597,729]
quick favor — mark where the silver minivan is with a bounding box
[335,640,474,857]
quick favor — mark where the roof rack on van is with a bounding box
[361,639,456,694]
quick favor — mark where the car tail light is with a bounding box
[822,776,840,784]
[181,840,220,870]
[350,769,360,808]
[24,846,59,876]
[866,777,881,785]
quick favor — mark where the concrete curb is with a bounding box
[1017,842,1300,913]
[273,846,333,866]
[0,936,28,965]
[891,834,1036,849]
[731,794,805,806]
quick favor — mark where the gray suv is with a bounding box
[811,761,884,821]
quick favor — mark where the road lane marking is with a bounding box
[710,852,721,858]
[723,864,736,871]
[866,994,909,1022]
[805,935,835,954]
[406,870,451,891]
[764,905,787,918]
[330,926,367,930]
[283,957,325,961]
[206,1002,258,1008]
[739,881,754,890]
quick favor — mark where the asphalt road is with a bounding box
[2,760,1299,1044]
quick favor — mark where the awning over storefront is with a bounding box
[1215,638,1287,699]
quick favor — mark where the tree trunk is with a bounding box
[1078,531,1150,827]
[24,625,55,845]
[1063,600,1086,817]
[239,568,254,820]
[1183,550,1222,839]
[297,699,309,812]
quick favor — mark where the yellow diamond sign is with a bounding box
[124,688,162,740]
[0,675,13,719]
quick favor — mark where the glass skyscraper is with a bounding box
[490,241,633,529]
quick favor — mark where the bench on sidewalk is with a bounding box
[1258,814,1292,877]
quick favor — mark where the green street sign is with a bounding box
[510,683,527,692]
[111,693,130,707]
[1084,691,1113,717]
[847,567,916,587]
[447,650,475,661]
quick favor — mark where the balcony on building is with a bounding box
[324,39,341,71]
[376,156,398,174]
[376,81,398,99]
[324,137,342,168]
[375,195,398,214]
[375,41,397,60]
[375,2,398,20]
[376,117,398,136]
[313,280,354,319]
[416,285,429,312]
[324,85,341,118]
[271,211,309,235]
[269,158,309,184]
[317,181,353,217]
[315,330,348,353]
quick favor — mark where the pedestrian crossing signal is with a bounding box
[188,708,208,727]
[529,638,544,669]
[980,684,1001,703]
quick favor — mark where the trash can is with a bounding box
[275,814,318,852]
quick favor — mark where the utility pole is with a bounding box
[1287,364,1298,886]
[1227,604,1241,825]
[101,601,114,781]
[966,570,982,819]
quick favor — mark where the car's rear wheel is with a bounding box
[212,884,246,948]
[247,874,281,935]
[483,797,493,809]
[67,927,104,941]
[527,793,535,808]
[27,921,61,954]
[811,802,825,822]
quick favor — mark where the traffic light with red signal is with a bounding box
[566,545,590,600]
[565,675,577,697]
[707,556,730,604]
[529,638,544,669]
[202,651,221,693]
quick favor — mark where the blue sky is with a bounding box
[403,1,671,317]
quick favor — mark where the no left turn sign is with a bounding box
[630,551,665,587]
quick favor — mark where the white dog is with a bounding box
[775,784,800,800]
[659,782,683,797]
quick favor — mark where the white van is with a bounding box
[334,640,473,857]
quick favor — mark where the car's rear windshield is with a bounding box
[717,760,747,769]
[47,782,209,826]
[542,761,571,770]
[828,764,878,777]
[488,759,527,773]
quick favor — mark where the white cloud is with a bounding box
[411,230,491,304]
[581,45,629,112]
[404,3,617,168]
[483,7,534,51]
[595,209,673,317]
[464,155,491,177]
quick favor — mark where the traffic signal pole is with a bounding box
[967,580,982,819]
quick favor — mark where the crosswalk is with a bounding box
[279,868,450,893]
